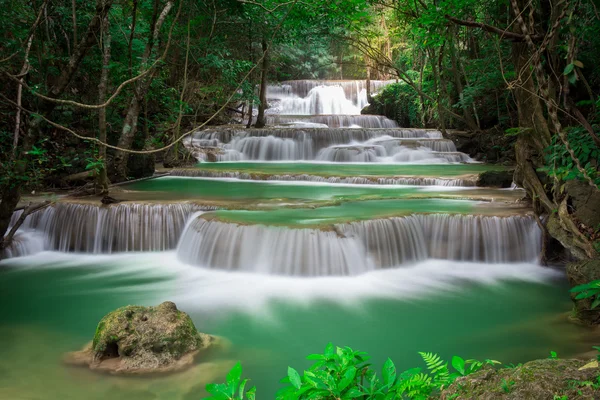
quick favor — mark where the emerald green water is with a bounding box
[0,254,588,399]
[213,199,475,226]
[193,162,506,177]
[121,177,519,206]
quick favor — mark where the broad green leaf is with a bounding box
[382,358,397,386]
[563,63,575,75]
[338,366,357,391]
[227,362,242,389]
[288,366,302,390]
[451,356,465,375]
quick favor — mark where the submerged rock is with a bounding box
[440,358,600,399]
[65,301,214,374]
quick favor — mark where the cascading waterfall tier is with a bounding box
[176,214,541,276]
[11,202,218,254]
[267,115,398,128]
[185,128,472,163]
[266,80,394,116]
[170,169,477,186]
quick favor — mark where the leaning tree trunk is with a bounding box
[254,39,269,129]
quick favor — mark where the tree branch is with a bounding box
[444,14,543,42]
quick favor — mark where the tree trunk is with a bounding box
[111,0,173,180]
[97,14,111,193]
[254,39,269,128]
[449,29,479,131]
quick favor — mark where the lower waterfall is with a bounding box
[12,202,217,253]
[176,214,541,276]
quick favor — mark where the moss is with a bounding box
[89,302,206,371]
[92,321,105,349]
[441,359,600,400]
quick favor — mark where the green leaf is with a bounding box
[246,386,256,400]
[324,342,335,359]
[563,63,575,75]
[451,356,465,375]
[591,297,600,309]
[338,366,357,392]
[288,366,302,390]
[227,362,242,389]
[382,358,396,386]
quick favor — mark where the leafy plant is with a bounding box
[204,362,256,400]
[543,126,600,187]
[549,351,559,360]
[501,378,515,393]
[207,344,501,400]
[570,280,600,309]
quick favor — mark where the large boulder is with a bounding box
[65,301,214,374]
[441,358,600,399]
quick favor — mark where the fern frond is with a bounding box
[419,352,450,387]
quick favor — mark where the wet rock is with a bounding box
[65,301,214,374]
[477,170,514,188]
[566,259,600,325]
[101,196,121,205]
[440,358,600,399]
[565,180,600,230]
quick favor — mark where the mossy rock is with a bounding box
[440,358,600,399]
[66,301,214,374]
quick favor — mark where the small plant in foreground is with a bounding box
[205,344,501,400]
[570,281,600,309]
[549,351,559,359]
[501,378,515,393]
[204,362,256,400]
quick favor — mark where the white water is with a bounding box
[0,251,561,313]
[176,214,541,276]
[10,203,217,253]
[267,115,398,128]
[187,129,471,163]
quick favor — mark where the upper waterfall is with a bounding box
[266,80,394,116]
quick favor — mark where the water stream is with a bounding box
[0,79,590,399]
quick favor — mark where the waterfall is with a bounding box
[186,128,471,163]
[267,115,398,128]
[170,169,476,186]
[176,214,541,276]
[177,218,369,276]
[266,80,394,116]
[12,202,217,253]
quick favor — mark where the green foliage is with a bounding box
[207,344,500,400]
[543,127,600,187]
[501,378,515,394]
[592,346,600,361]
[368,83,422,128]
[570,280,600,309]
[204,362,256,400]
[549,351,559,359]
